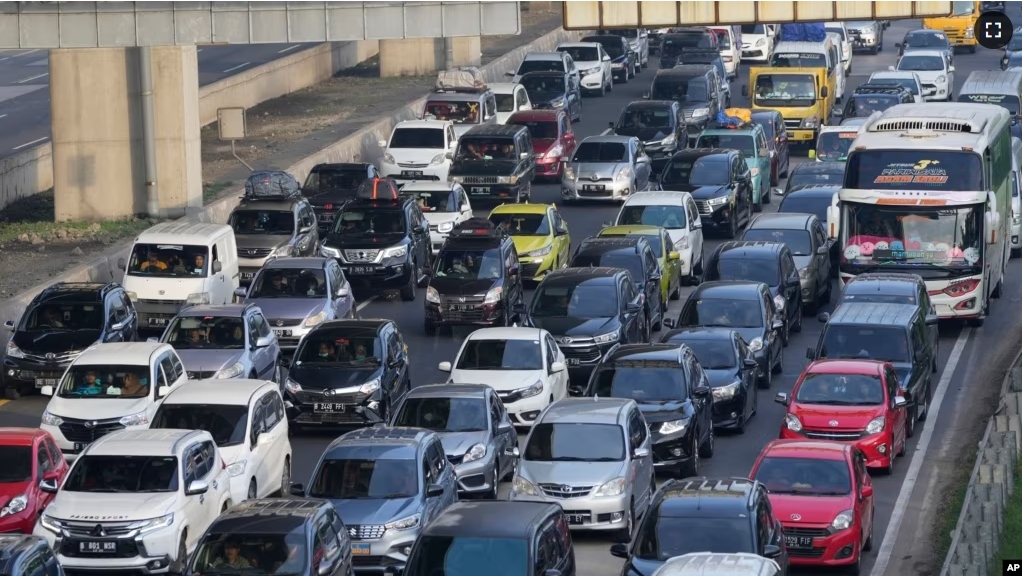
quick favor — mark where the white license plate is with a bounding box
[471,187,489,194]
[147,317,168,327]
[402,171,424,178]
[273,329,292,337]
[74,442,90,452]
[241,272,255,279]
[583,184,605,191]
[35,378,57,388]
[314,403,347,413]
[348,266,376,275]
[784,535,813,549]
[79,541,117,553]
[566,358,581,366]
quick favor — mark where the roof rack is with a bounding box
[434,67,489,94]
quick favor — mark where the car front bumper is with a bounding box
[498,387,553,427]
[781,521,862,567]
[509,490,630,531]
[561,178,631,201]
[580,71,604,91]
[35,522,181,574]
[517,254,560,282]
[449,451,500,494]
[348,529,419,574]
[340,261,415,289]
[380,161,449,184]
[2,356,73,390]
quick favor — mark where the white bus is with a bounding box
[827,103,1012,326]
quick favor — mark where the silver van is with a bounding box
[1012,137,1022,258]
[653,552,782,576]
[423,85,499,139]
[957,70,1022,116]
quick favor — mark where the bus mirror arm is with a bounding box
[826,202,841,240]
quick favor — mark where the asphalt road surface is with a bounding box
[0,42,321,158]
[1,16,1020,576]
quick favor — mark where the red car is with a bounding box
[506,109,576,180]
[0,428,68,534]
[750,439,875,573]
[776,359,908,474]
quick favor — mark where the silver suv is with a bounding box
[290,427,459,573]
[508,397,655,542]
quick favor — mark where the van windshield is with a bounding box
[126,243,211,278]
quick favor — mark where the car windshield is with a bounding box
[518,59,565,74]
[230,210,295,236]
[742,229,812,256]
[333,209,406,235]
[296,332,381,366]
[753,73,817,107]
[404,189,462,213]
[434,248,504,280]
[571,252,644,286]
[795,372,885,406]
[847,95,899,118]
[57,365,151,399]
[618,108,673,129]
[393,397,488,432]
[683,339,737,369]
[531,282,619,318]
[617,204,687,230]
[456,339,543,370]
[684,298,763,328]
[716,258,779,285]
[63,455,179,492]
[309,458,418,499]
[0,446,31,483]
[788,168,843,188]
[126,243,210,278]
[509,120,559,140]
[249,268,328,298]
[839,287,917,305]
[636,516,754,560]
[697,134,755,157]
[661,156,730,187]
[165,316,246,350]
[557,46,598,62]
[192,531,308,576]
[520,75,565,97]
[602,233,663,256]
[573,141,628,163]
[898,55,944,71]
[457,138,518,161]
[495,93,515,112]
[870,76,919,95]
[424,100,480,124]
[651,77,708,102]
[303,169,365,193]
[525,423,625,462]
[407,536,528,576]
[21,302,103,332]
[821,326,910,362]
[591,365,687,401]
[710,29,731,48]
[753,456,852,496]
[778,194,830,221]
[390,127,445,149]
[740,24,768,34]
[593,39,624,58]
[815,130,858,160]
[489,213,551,235]
[151,404,249,447]
[905,31,950,48]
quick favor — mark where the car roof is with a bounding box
[90,429,206,456]
[869,70,918,79]
[325,426,431,459]
[844,273,923,293]
[906,28,948,37]
[543,267,623,283]
[0,535,45,570]
[751,110,782,121]
[660,327,737,342]
[0,428,48,447]
[761,439,851,460]
[423,501,561,538]
[406,383,490,400]
[607,344,683,363]
[506,110,562,122]
[670,148,734,161]
[177,304,250,317]
[623,100,677,110]
[715,241,786,259]
[657,478,757,516]
[624,191,693,206]
[805,358,886,376]
[900,49,946,58]
[791,162,846,174]
[310,163,371,172]
[827,302,919,326]
[524,52,565,61]
[36,282,113,303]
[491,203,552,216]
[393,119,450,130]
[134,222,232,245]
[580,135,635,145]
[214,499,327,533]
[74,342,168,366]
[160,378,276,406]
[748,213,813,230]
[692,281,766,301]
[262,257,332,270]
[655,553,782,576]
[540,397,633,425]
[784,185,841,196]
[468,327,546,341]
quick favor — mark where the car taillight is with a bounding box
[943,279,980,297]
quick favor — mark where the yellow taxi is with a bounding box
[598,225,682,308]
[488,203,571,282]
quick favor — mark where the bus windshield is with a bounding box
[845,150,984,191]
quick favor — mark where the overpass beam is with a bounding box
[378,37,481,77]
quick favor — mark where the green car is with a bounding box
[695,124,773,211]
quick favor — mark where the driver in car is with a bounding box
[41,307,66,328]
[77,370,104,395]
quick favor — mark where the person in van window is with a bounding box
[41,306,66,328]
[78,370,104,395]
[353,344,368,361]
[119,373,148,397]
[480,258,502,279]
[140,252,168,272]
[317,341,336,361]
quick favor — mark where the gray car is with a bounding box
[739,213,833,313]
[229,196,320,285]
[390,383,518,499]
[561,135,654,203]
[154,303,281,381]
[236,257,358,353]
[508,397,655,542]
[291,427,459,574]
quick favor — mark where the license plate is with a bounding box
[351,543,371,556]
[74,442,90,452]
[319,213,335,222]
[448,304,473,312]
[35,378,57,388]
[567,514,587,525]
[314,403,347,413]
[273,329,292,337]
[566,358,581,367]
[583,184,605,191]
[401,170,424,178]
[784,535,814,549]
[78,541,117,553]
[471,187,490,195]
[348,266,376,275]
[147,317,167,327]
[241,272,255,279]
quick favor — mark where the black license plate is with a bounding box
[78,541,117,554]
[319,213,335,222]
[784,535,814,549]
[273,328,292,337]
[566,358,581,367]
[241,272,255,279]
[348,266,376,275]
[470,187,490,195]
[314,403,348,413]
[448,304,474,312]
[401,170,424,178]
[147,317,168,327]
[74,442,90,452]
[582,184,605,192]
[566,514,587,525]
[35,378,57,388]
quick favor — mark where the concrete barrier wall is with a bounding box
[0,39,380,211]
[940,354,1022,576]
[0,26,584,337]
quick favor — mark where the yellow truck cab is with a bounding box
[923,0,980,53]
[743,66,833,145]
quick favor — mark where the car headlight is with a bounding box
[798,267,808,279]
[119,411,149,427]
[382,245,408,259]
[692,107,710,117]
[965,28,975,38]
[483,287,503,304]
[430,153,447,166]
[756,38,766,47]
[133,513,175,534]
[304,310,327,328]
[216,362,245,379]
[676,236,690,250]
[545,145,564,159]
[512,475,541,496]
[41,411,63,427]
[708,195,729,206]
[360,378,381,395]
[935,74,948,84]
[426,286,441,304]
[383,152,396,164]
[186,292,211,305]
[583,67,601,76]
[438,221,454,233]
[0,494,27,517]
[593,477,627,497]
[5,340,24,359]
[497,175,520,185]
[40,514,63,534]
[1014,215,1021,225]
[659,419,688,434]
[227,460,247,477]
[615,168,633,181]
[593,331,619,344]
[462,443,487,464]
[320,245,341,259]
[712,381,741,400]
[749,167,760,177]
[450,176,465,183]
[748,337,764,352]
[773,295,786,311]
[270,244,293,258]
[661,133,677,146]
[525,245,553,258]
[564,165,576,180]
[551,98,566,108]
[865,416,886,435]
[519,380,545,399]
[784,413,802,432]
[385,514,421,531]
[284,378,302,394]
[829,509,854,533]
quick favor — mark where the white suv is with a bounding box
[34,429,233,575]
[151,378,292,505]
[39,342,188,460]
[378,120,457,184]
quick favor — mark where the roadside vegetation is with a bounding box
[992,459,1022,571]
[0,189,154,246]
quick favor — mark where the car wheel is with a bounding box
[400,263,417,301]
[758,364,772,389]
[846,548,862,575]
[248,479,257,500]
[863,508,875,551]
[170,534,188,575]
[906,404,917,438]
[606,75,613,92]
[671,269,684,297]
[278,458,291,497]
[615,500,635,543]
[772,345,784,374]
[918,382,931,421]
[822,279,833,304]
[486,462,500,499]
[698,425,714,458]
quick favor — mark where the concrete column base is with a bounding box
[379,36,481,77]
[50,46,202,222]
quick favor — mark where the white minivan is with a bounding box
[119,222,240,332]
[612,191,705,284]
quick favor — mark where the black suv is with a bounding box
[645,66,721,144]
[425,218,525,335]
[229,194,320,285]
[0,535,60,576]
[2,282,137,397]
[583,34,635,83]
[518,267,648,391]
[401,501,575,576]
[811,302,937,437]
[835,84,914,123]
[187,499,352,576]
[449,124,536,204]
[585,344,714,477]
[658,29,717,68]
[676,48,730,106]
[570,236,664,331]
[611,478,788,576]
[303,162,380,234]
[783,162,846,194]
[283,319,411,428]
[660,148,754,238]
[608,100,688,176]
[319,179,432,301]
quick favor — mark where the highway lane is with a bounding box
[0,17,1013,576]
[0,42,322,158]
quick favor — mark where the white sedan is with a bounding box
[439,327,569,427]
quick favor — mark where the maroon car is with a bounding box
[506,109,577,181]
[751,110,791,187]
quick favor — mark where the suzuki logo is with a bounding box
[84,421,97,429]
[91,524,106,537]
[789,514,802,521]
[559,337,573,345]
[829,420,839,427]
[349,527,357,537]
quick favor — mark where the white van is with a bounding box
[118,222,239,331]
[1011,137,1022,258]
[709,26,741,78]
[825,22,854,77]
[612,191,704,283]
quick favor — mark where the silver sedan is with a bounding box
[561,135,655,203]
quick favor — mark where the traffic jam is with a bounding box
[1,4,1018,576]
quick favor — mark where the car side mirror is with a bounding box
[255,335,273,349]
[257,432,273,447]
[692,386,711,398]
[158,385,171,397]
[509,266,520,276]
[117,257,127,270]
[40,385,54,396]
[816,246,828,255]
[774,392,789,406]
[378,139,388,148]
[496,421,513,434]
[832,108,843,118]
[610,543,629,559]
[551,361,566,373]
[336,286,351,298]
[743,358,758,369]
[422,268,433,277]
[741,84,749,97]
[185,479,209,496]
[289,483,305,497]
[926,314,938,326]
[110,321,126,331]
[427,484,445,498]
[626,303,642,313]
[212,261,223,274]
[520,152,530,160]
[817,312,831,323]
[894,396,907,408]
[861,484,874,498]
[820,86,829,98]
[663,318,676,329]
[895,42,902,48]
[3,320,13,332]
[632,447,650,458]
[445,152,454,160]
[560,156,571,163]
[806,347,816,361]
[763,544,782,559]
[438,361,452,372]
[234,287,248,300]
[642,92,650,99]
[39,478,59,494]
[949,65,955,72]
[412,225,425,234]
[602,55,611,62]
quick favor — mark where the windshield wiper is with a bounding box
[547,456,588,461]
[376,493,415,499]
[83,488,134,493]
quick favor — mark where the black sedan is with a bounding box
[897,28,955,60]
[781,161,846,195]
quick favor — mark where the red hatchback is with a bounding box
[776,359,908,474]
[506,109,576,180]
[750,440,875,574]
[0,428,68,534]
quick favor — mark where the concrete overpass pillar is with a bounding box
[50,46,202,222]
[379,37,481,77]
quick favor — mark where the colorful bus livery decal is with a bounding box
[873,161,949,185]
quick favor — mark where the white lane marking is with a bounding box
[12,136,49,150]
[15,72,47,84]
[278,45,301,54]
[869,327,972,576]
[223,62,251,74]
[14,50,39,58]
[355,295,378,312]
[197,48,203,53]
